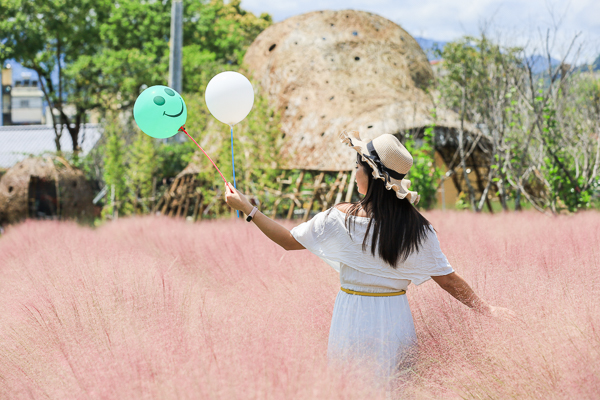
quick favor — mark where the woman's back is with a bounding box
[290,206,454,288]
[294,206,425,381]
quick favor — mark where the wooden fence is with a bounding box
[153,168,357,222]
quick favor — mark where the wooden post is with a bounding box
[287,170,305,219]
[169,177,180,196]
[168,177,184,217]
[162,176,181,215]
[192,193,202,222]
[181,176,195,218]
[168,200,178,217]
[302,171,324,222]
[345,168,357,203]
[271,171,287,219]
[175,176,190,217]
[111,184,116,220]
[133,187,139,215]
[472,161,494,213]
[160,193,171,215]
[334,172,349,205]
[271,198,282,219]
[323,171,343,211]
[155,193,165,213]
[151,177,157,212]
[181,194,191,218]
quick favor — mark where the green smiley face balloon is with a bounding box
[133,85,187,138]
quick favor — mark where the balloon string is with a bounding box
[179,126,227,184]
[230,125,239,219]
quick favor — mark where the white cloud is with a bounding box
[241,0,600,62]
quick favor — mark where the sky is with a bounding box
[240,0,600,63]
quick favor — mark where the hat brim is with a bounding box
[339,130,421,205]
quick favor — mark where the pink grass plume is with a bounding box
[0,210,599,398]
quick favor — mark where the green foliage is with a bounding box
[1,0,272,151]
[101,115,128,218]
[0,0,114,150]
[155,141,197,181]
[126,132,158,213]
[403,124,443,210]
[435,33,599,213]
[435,35,525,211]
[454,192,470,210]
[234,86,283,204]
[181,83,283,218]
[94,0,272,100]
[539,101,593,212]
[90,79,282,220]
[435,36,522,119]
[183,0,271,65]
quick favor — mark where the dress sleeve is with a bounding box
[411,226,455,286]
[290,209,343,273]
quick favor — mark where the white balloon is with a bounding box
[205,71,255,126]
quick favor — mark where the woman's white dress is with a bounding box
[290,207,454,379]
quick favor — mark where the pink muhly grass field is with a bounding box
[0,211,599,399]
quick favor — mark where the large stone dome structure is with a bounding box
[161,9,493,221]
[244,9,471,171]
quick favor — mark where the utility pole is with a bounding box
[168,0,183,93]
[168,0,183,143]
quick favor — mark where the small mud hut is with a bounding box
[161,10,494,219]
[0,156,95,225]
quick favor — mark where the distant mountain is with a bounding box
[525,55,562,75]
[415,37,583,76]
[573,56,600,73]
[415,37,447,61]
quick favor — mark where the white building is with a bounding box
[11,71,44,124]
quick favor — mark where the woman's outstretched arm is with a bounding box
[224,182,305,251]
[431,272,516,319]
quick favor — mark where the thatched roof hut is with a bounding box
[0,156,95,225]
[243,9,483,172]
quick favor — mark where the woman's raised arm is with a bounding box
[224,182,305,251]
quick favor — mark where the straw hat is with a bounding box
[339,130,420,205]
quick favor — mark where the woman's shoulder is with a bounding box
[333,203,369,218]
[419,224,442,251]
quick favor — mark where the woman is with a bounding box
[224,130,515,380]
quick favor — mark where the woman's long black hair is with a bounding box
[326,152,433,268]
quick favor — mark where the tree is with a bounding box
[404,122,443,210]
[0,0,113,152]
[180,82,283,219]
[126,131,158,214]
[182,0,271,93]
[436,34,523,212]
[0,0,271,152]
[101,114,127,219]
[436,28,599,214]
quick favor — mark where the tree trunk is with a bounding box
[514,187,522,211]
[458,71,477,211]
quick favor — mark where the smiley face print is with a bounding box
[133,85,188,139]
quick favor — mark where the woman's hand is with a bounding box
[476,304,521,323]
[224,182,253,214]
[487,305,519,322]
[432,273,520,323]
